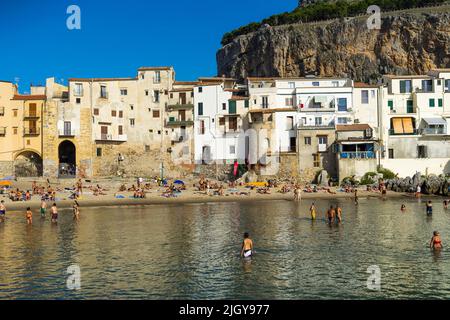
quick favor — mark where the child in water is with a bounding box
[444,200,449,210]
[336,205,342,223]
[430,231,443,250]
[426,201,433,216]
[26,207,32,225]
[241,232,254,258]
[401,204,406,212]
[310,203,317,220]
[51,203,58,223]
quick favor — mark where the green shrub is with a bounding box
[341,175,359,186]
[360,172,378,185]
[377,167,396,180]
[221,0,447,45]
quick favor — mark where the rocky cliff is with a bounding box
[217,6,450,82]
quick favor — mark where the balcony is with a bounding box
[23,110,40,119]
[167,103,194,111]
[23,128,40,136]
[389,129,419,136]
[99,92,109,99]
[59,129,77,137]
[318,144,328,152]
[166,119,194,127]
[340,151,376,159]
[420,127,447,135]
[0,127,6,136]
[298,123,335,130]
[95,134,127,142]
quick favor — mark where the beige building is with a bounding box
[0,80,45,177]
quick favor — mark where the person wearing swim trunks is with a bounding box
[26,207,33,225]
[310,203,317,220]
[430,231,443,250]
[40,200,47,218]
[73,201,80,221]
[336,205,342,223]
[426,201,433,216]
[51,203,58,223]
[241,232,254,258]
[0,200,6,223]
[327,206,335,224]
[401,204,406,212]
[354,189,359,205]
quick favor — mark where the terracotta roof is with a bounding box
[230,96,249,101]
[169,88,194,93]
[12,94,46,101]
[354,82,379,88]
[336,124,371,131]
[0,80,13,84]
[173,81,199,85]
[383,74,432,79]
[195,82,223,87]
[69,77,137,82]
[138,66,173,71]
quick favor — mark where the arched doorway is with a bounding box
[14,151,43,177]
[59,141,76,177]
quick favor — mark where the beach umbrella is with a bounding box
[0,181,12,186]
[174,180,185,185]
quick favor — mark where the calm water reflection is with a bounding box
[1,198,450,299]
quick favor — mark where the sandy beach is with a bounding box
[0,176,417,212]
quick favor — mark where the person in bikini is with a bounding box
[51,203,58,223]
[26,207,33,225]
[430,231,443,250]
[241,232,254,258]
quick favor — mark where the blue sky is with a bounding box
[0,0,297,93]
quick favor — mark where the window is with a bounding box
[312,82,319,87]
[418,145,427,159]
[429,99,435,107]
[76,98,81,104]
[112,110,117,117]
[371,90,376,98]
[13,127,18,135]
[445,79,450,92]
[74,83,83,96]
[228,100,237,114]
[145,145,150,152]
[422,80,433,92]
[285,97,294,106]
[97,148,102,157]
[198,87,203,93]
[400,80,412,93]
[198,103,203,116]
[313,154,320,167]
[438,99,443,107]
[318,136,328,146]
[100,85,107,98]
[337,117,348,124]
[361,90,369,104]
[27,139,30,146]
[230,145,236,154]
[337,98,347,111]
[170,93,173,99]
[288,82,295,89]
[388,149,394,159]
[13,110,17,117]
[120,89,128,96]
[437,80,442,86]
[407,100,414,113]
[153,110,160,118]
[245,100,249,108]
[286,116,294,130]
[332,81,339,87]
[145,90,149,96]
[140,73,145,80]
[153,90,160,103]
[130,105,134,110]
[119,111,123,118]
[219,117,225,126]
[229,117,238,131]
[93,108,99,116]
[158,130,161,135]
[315,117,322,126]
[130,119,135,127]
[199,120,205,135]
[154,71,161,83]
[222,103,226,111]
[388,100,394,110]
[304,137,311,145]
[262,96,269,108]
[118,125,123,135]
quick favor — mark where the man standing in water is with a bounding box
[336,205,343,223]
[40,199,47,218]
[426,201,433,216]
[51,203,58,223]
[354,189,359,205]
[327,206,335,224]
[0,200,6,223]
[241,233,254,258]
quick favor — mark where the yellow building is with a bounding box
[0,80,45,177]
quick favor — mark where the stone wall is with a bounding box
[0,161,13,177]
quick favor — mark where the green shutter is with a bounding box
[245,100,249,108]
[400,81,406,93]
[169,117,175,122]
[229,100,237,114]
[406,100,413,113]
[388,100,393,110]
[438,99,443,107]
[429,99,435,107]
[198,103,203,115]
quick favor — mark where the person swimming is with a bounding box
[401,204,406,212]
[310,203,317,220]
[426,201,433,216]
[0,200,6,223]
[430,231,443,250]
[444,200,449,210]
[241,232,254,258]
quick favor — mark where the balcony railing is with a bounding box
[95,134,127,142]
[340,151,376,159]
[166,119,194,127]
[23,128,40,136]
[167,103,194,111]
[420,127,447,135]
[389,129,419,136]
[23,111,40,119]
[59,129,77,137]
[0,127,6,136]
